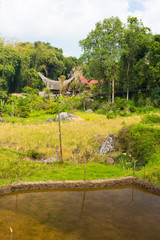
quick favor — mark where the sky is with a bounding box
[0,0,160,58]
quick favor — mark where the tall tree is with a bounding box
[79,17,124,102]
[149,34,160,88]
[119,17,152,100]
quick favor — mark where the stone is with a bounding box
[55,112,83,121]
[85,109,93,113]
[43,157,58,163]
[37,157,58,164]
[46,118,54,122]
[105,157,114,165]
[96,134,116,155]
[0,118,6,123]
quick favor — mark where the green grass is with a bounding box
[2,110,56,124]
[28,162,132,182]
[0,147,132,185]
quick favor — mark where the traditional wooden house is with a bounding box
[38,72,78,94]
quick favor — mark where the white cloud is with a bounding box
[132,0,160,34]
[0,0,160,57]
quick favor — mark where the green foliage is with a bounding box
[117,124,160,166]
[0,90,7,100]
[150,88,160,106]
[0,40,76,94]
[80,16,124,101]
[0,99,5,117]
[59,96,83,111]
[45,102,58,114]
[141,114,160,124]
[149,35,160,89]
[106,111,117,119]
[114,154,134,169]
[27,149,45,159]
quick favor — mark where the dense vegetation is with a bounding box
[0,40,77,98]
[0,16,160,187]
[80,16,160,105]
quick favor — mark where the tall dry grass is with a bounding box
[0,114,141,161]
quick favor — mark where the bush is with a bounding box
[141,114,160,124]
[115,97,128,110]
[17,106,30,118]
[27,149,45,159]
[116,124,160,166]
[59,96,83,111]
[106,111,117,119]
[114,154,136,169]
[96,108,106,115]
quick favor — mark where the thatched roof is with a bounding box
[38,72,77,91]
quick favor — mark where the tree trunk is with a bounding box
[127,86,129,101]
[126,59,130,101]
[108,80,111,102]
[112,77,114,103]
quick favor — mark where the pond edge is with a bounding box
[0,177,160,196]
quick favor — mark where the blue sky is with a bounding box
[128,0,144,12]
[0,0,159,58]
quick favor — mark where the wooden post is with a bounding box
[57,95,63,164]
[10,227,13,240]
[84,157,87,181]
[133,159,136,177]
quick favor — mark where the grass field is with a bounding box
[0,111,159,186]
[0,112,141,161]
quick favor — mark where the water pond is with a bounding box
[0,186,159,240]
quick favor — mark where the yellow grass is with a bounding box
[0,113,141,161]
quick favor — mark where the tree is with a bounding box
[79,17,124,102]
[63,56,77,77]
[69,66,83,95]
[149,34,160,88]
[0,43,21,93]
[119,17,152,100]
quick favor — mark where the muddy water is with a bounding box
[0,186,160,240]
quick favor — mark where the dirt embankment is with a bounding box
[0,177,160,196]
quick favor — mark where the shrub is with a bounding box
[113,154,135,169]
[17,106,30,118]
[27,149,45,159]
[141,114,160,124]
[96,108,106,115]
[116,124,160,166]
[106,111,117,119]
[115,97,128,110]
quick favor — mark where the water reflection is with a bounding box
[80,191,86,219]
[0,186,159,240]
